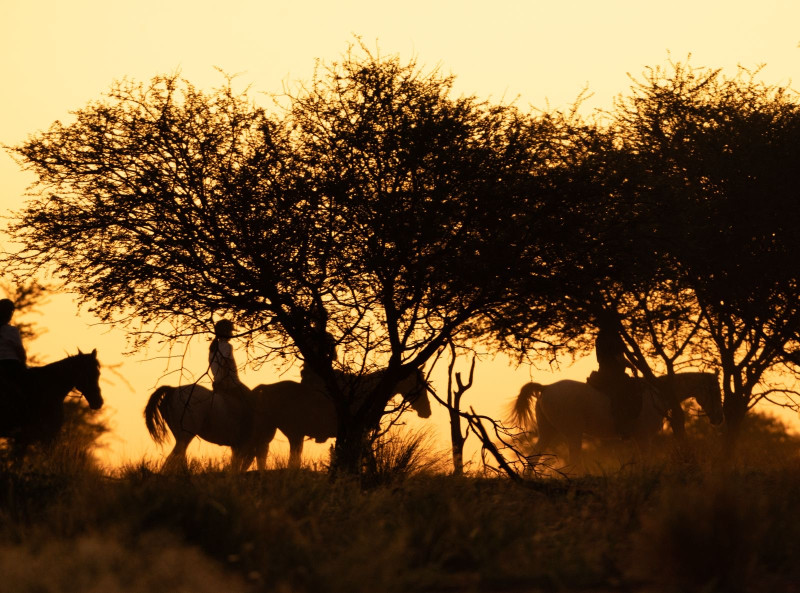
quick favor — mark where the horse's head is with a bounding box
[400,368,432,419]
[73,349,103,410]
[696,372,723,425]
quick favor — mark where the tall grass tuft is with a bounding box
[360,427,445,487]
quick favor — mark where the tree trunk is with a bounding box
[449,408,465,476]
[662,374,686,442]
[722,391,748,454]
[669,400,687,441]
[446,354,474,477]
[330,406,371,476]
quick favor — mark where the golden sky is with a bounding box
[2,0,799,467]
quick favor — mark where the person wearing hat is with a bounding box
[208,319,250,401]
[208,319,254,448]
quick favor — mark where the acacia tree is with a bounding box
[482,103,725,442]
[5,47,563,474]
[613,60,800,446]
[269,47,565,472]
[563,133,713,437]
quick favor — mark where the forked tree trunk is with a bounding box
[450,415,465,477]
[661,374,686,442]
[330,404,372,476]
[331,431,367,475]
[446,352,474,477]
[722,391,748,454]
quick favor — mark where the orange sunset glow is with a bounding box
[4,3,800,592]
[4,0,799,469]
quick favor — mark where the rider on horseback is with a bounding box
[299,329,338,387]
[590,308,641,438]
[209,319,253,443]
[209,320,250,397]
[0,299,27,386]
[0,299,28,428]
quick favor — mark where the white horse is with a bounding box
[144,367,431,471]
[251,367,432,469]
[511,372,723,467]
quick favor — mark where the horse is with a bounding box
[144,383,256,472]
[511,372,723,468]
[0,350,103,455]
[144,367,431,471]
[250,367,432,469]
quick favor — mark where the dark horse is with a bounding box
[251,367,432,469]
[0,350,103,454]
[144,367,432,472]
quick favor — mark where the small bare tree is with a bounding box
[443,343,475,476]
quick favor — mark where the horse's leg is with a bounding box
[527,399,559,471]
[566,434,584,470]
[255,441,270,471]
[288,433,304,469]
[162,436,191,473]
[230,446,252,472]
[255,427,277,471]
[529,428,556,469]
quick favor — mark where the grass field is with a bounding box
[2,413,799,593]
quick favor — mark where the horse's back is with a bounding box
[538,380,616,439]
[254,380,336,441]
[162,384,249,447]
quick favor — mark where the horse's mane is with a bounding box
[28,351,97,374]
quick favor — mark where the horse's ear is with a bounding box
[77,348,83,355]
[91,349,97,357]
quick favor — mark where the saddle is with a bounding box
[587,370,643,437]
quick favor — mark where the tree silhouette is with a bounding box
[479,60,800,451]
[5,46,565,473]
[613,60,800,446]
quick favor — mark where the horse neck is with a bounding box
[337,369,393,399]
[349,369,410,424]
[659,372,708,402]
[314,367,411,411]
[34,357,80,401]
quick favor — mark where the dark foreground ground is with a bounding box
[2,416,800,593]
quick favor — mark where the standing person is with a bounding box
[0,298,27,389]
[593,309,640,437]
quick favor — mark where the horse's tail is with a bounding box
[510,382,544,428]
[144,386,173,444]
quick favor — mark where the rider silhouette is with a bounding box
[592,309,640,438]
[0,299,28,424]
[0,299,27,384]
[208,319,254,446]
[208,319,250,401]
